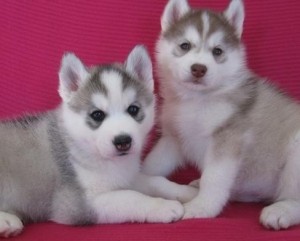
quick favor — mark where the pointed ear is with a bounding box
[224,0,245,39]
[58,53,89,102]
[125,45,154,92]
[161,0,190,32]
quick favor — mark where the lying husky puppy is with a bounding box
[0,45,197,237]
[143,0,300,230]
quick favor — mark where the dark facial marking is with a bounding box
[86,109,106,130]
[163,9,240,47]
[127,103,145,123]
[122,71,153,107]
[206,10,240,46]
[68,67,108,113]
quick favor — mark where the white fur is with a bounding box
[260,200,300,230]
[0,212,23,238]
[184,156,239,218]
[92,190,184,224]
[101,71,124,109]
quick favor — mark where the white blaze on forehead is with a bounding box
[92,70,137,113]
[201,12,210,41]
[101,71,123,101]
[92,93,108,111]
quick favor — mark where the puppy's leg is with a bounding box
[0,211,23,238]
[260,200,300,230]
[183,138,240,219]
[260,136,300,230]
[132,173,198,203]
[93,190,184,223]
[143,135,183,176]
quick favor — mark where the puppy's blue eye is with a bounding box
[90,110,106,122]
[212,47,223,56]
[180,42,191,51]
[127,105,140,117]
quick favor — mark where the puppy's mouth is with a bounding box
[181,78,206,88]
[117,152,130,156]
[116,143,131,152]
[115,144,135,157]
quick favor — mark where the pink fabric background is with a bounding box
[1,0,300,240]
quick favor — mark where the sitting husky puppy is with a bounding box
[143,0,300,230]
[0,46,197,237]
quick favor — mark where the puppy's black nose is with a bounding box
[113,135,132,152]
[191,64,207,78]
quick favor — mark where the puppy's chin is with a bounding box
[114,150,134,158]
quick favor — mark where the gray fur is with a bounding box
[0,113,57,223]
[0,111,96,225]
[131,104,146,123]
[48,114,97,225]
[231,80,300,201]
[3,114,45,129]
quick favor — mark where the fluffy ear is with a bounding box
[224,0,245,39]
[161,0,190,32]
[58,53,89,102]
[125,45,154,92]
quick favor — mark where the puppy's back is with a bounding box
[0,112,59,222]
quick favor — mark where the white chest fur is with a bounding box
[178,99,234,135]
[73,157,140,201]
[163,97,235,164]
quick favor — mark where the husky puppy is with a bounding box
[0,46,197,237]
[143,0,300,230]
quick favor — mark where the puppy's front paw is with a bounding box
[0,212,23,238]
[183,199,220,219]
[188,179,200,188]
[176,185,198,203]
[147,199,184,223]
[260,202,296,230]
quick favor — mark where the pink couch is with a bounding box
[1,1,300,240]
